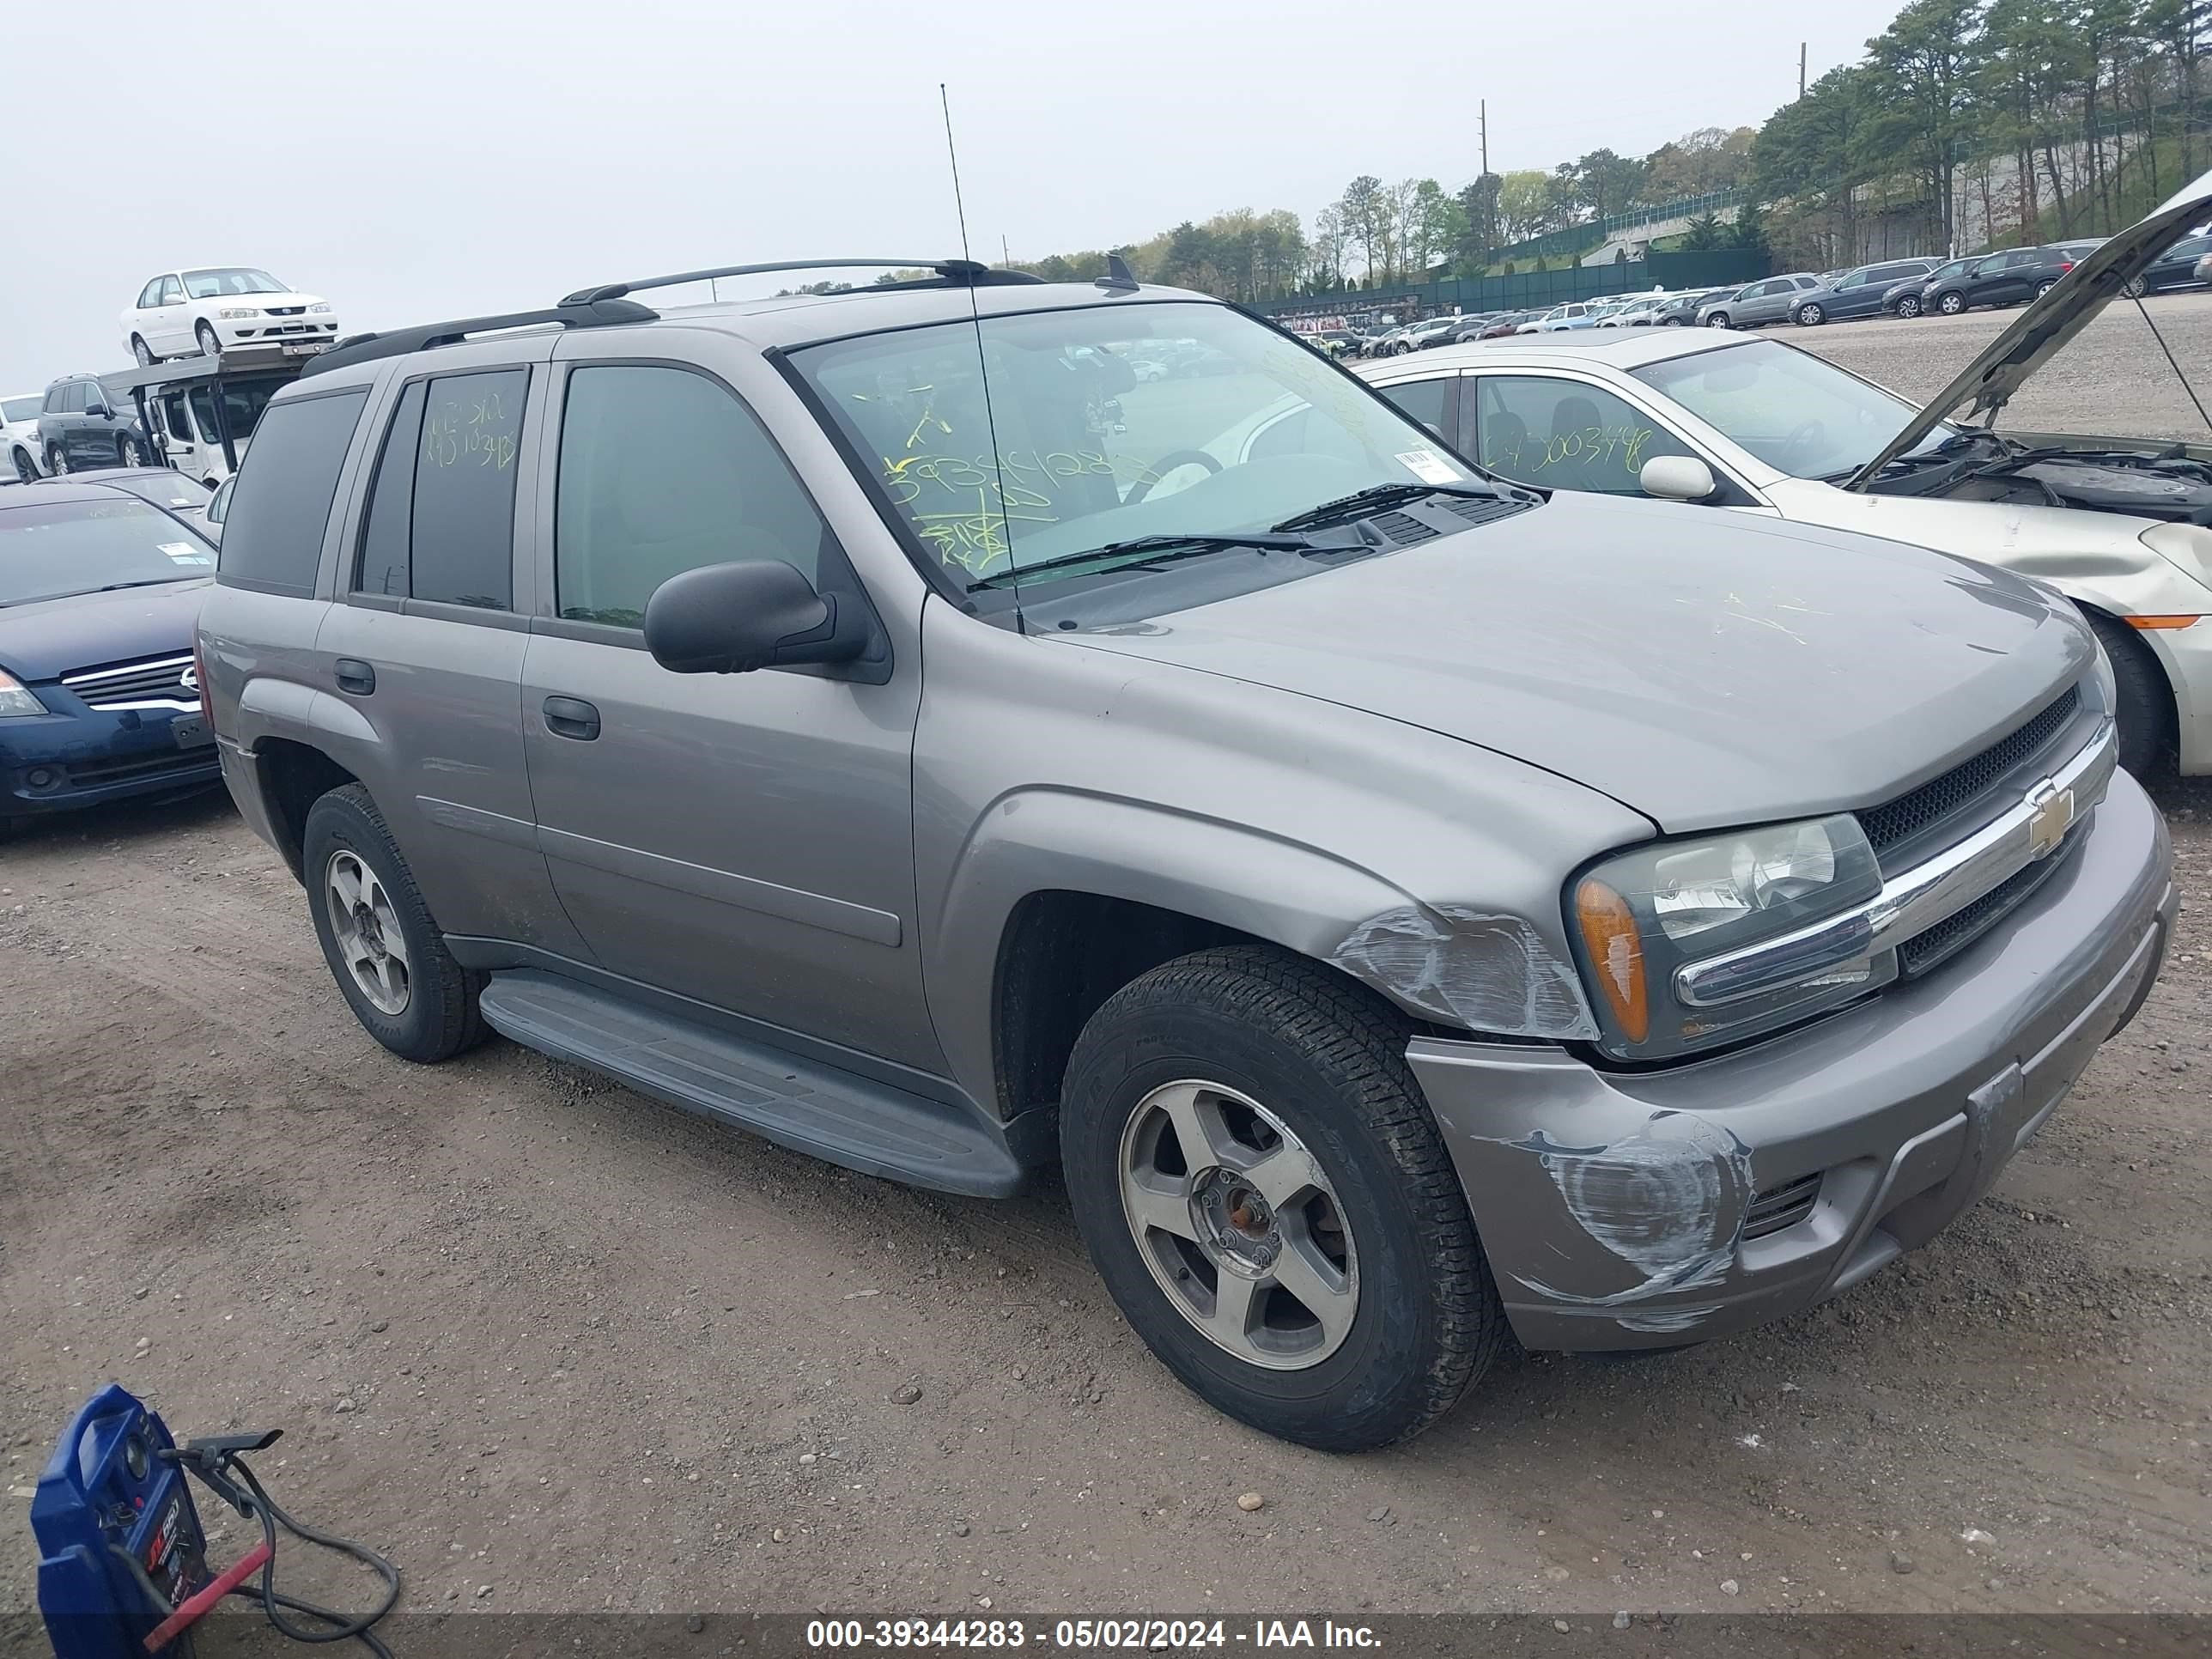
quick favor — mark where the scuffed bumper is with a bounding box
[1409,769,2175,1351]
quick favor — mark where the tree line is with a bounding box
[1006,0,2204,302]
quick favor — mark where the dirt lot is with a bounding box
[4,306,2212,1630]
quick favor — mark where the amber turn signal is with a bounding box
[1574,877,1649,1043]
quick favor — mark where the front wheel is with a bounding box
[2085,611,2173,777]
[1705,312,1731,328]
[1938,290,1966,314]
[2122,276,2148,299]
[11,447,35,483]
[1897,295,1923,318]
[1796,303,1826,326]
[195,320,221,357]
[1060,946,1504,1451]
[131,336,155,366]
[302,783,489,1062]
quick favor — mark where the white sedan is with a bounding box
[3,391,47,484]
[120,268,340,363]
[1355,167,2212,779]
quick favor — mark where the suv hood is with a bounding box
[1066,492,2091,835]
[0,579,210,681]
[1845,167,2212,490]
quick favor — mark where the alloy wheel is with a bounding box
[1117,1079,1358,1370]
[132,337,154,366]
[118,435,139,466]
[325,849,411,1016]
[12,449,33,483]
[1940,292,1965,313]
[1899,295,1922,317]
[47,446,68,475]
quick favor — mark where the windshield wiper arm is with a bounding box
[1270,480,1505,533]
[965,532,1328,592]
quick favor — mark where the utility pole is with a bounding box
[1001,234,1011,266]
[1799,42,1808,98]
[1479,100,1489,177]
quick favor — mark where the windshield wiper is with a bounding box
[965,532,1330,592]
[1270,480,1508,533]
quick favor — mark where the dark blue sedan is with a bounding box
[0,480,221,836]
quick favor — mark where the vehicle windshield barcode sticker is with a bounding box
[158,542,212,567]
[1395,448,1461,485]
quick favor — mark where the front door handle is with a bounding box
[334,658,375,696]
[543,696,601,741]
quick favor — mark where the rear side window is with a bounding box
[216,389,368,595]
[410,369,526,611]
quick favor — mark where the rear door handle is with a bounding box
[542,696,601,741]
[334,658,375,696]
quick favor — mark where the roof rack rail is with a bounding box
[298,297,659,378]
[562,258,1044,306]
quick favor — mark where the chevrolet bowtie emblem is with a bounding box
[2025,778,2074,860]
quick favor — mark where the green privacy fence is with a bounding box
[1260,249,1771,323]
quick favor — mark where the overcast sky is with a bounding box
[2,0,1905,391]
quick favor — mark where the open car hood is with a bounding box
[1844,167,2212,492]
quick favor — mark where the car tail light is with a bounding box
[2059,261,2075,271]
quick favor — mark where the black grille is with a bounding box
[1857,685,2080,857]
[1741,1173,1821,1240]
[64,750,218,788]
[1898,837,2073,977]
[62,655,196,708]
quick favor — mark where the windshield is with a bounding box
[1632,338,1955,478]
[106,472,212,510]
[183,268,285,300]
[0,498,213,606]
[186,379,279,445]
[2,395,39,424]
[792,300,1477,590]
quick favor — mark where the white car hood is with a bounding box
[1844,167,2212,488]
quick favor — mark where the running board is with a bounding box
[477,970,1027,1197]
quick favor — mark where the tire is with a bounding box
[1705,312,1730,328]
[1060,945,1504,1451]
[46,444,68,476]
[11,447,35,483]
[302,783,489,1063]
[195,320,221,357]
[116,434,141,467]
[2035,279,2058,300]
[1796,303,1825,325]
[1937,290,1966,315]
[2122,276,2148,299]
[131,335,155,366]
[1897,295,1923,318]
[2084,611,2173,777]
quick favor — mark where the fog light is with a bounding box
[27,767,58,789]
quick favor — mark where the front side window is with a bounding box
[158,276,185,306]
[216,389,368,595]
[1632,338,1954,479]
[0,499,213,608]
[791,300,1476,594]
[1469,376,1698,495]
[182,268,285,300]
[555,365,823,628]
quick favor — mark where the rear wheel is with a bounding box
[302,784,489,1062]
[46,444,67,476]
[2084,611,2173,777]
[116,434,141,467]
[1060,945,1504,1451]
[2035,279,2058,299]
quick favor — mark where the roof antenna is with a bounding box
[1097,252,1139,293]
[940,82,1024,631]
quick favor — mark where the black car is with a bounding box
[35,374,153,474]
[2123,232,2212,295]
[0,480,220,836]
[1644,290,1718,326]
[1789,258,1942,325]
[1922,240,2101,315]
[1884,257,1973,316]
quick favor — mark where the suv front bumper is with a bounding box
[1407,768,2174,1351]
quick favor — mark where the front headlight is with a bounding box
[1570,815,1887,1061]
[0,668,50,717]
[216,307,259,319]
[308,303,332,314]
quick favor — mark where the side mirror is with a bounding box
[1640,455,1718,502]
[85,400,109,418]
[643,559,868,675]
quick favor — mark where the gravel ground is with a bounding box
[3,309,2211,1633]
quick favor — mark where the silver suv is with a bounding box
[1698,272,1823,329]
[198,260,2174,1449]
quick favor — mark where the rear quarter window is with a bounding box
[216,388,368,596]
